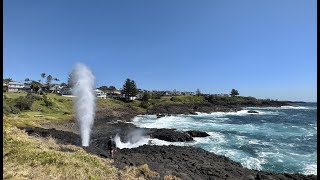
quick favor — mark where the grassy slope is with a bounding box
[3,92,166,180]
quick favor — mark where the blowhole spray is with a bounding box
[70,63,96,147]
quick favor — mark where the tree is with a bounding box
[141,92,151,102]
[46,75,53,85]
[24,78,30,84]
[98,86,109,92]
[31,81,42,94]
[230,89,239,97]
[109,86,116,91]
[41,73,46,84]
[53,78,60,82]
[67,73,74,87]
[196,88,201,96]
[122,78,138,100]
[60,82,67,87]
[3,78,13,84]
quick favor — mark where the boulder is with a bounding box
[186,130,210,137]
[149,129,194,142]
[247,110,259,114]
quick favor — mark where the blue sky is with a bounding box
[4,0,317,102]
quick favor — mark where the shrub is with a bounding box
[141,92,151,102]
[170,96,182,102]
[42,94,53,107]
[14,96,34,111]
[140,101,149,109]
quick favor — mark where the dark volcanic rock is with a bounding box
[247,110,259,114]
[22,125,317,180]
[186,130,210,137]
[149,129,194,142]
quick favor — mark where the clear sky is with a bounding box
[3,0,317,102]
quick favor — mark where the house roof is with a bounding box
[8,81,24,85]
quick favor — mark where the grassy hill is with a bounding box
[3,92,175,180]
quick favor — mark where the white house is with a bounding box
[49,85,65,93]
[8,81,25,92]
[60,87,72,96]
[95,89,107,99]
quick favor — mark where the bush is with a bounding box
[26,93,43,101]
[14,96,35,111]
[141,92,151,102]
[152,92,163,99]
[140,101,149,109]
[43,94,53,107]
[170,96,182,102]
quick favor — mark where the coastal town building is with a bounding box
[106,89,122,98]
[59,87,72,96]
[8,81,25,92]
[95,89,107,99]
[49,85,64,94]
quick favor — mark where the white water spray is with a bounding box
[70,63,96,146]
[114,129,150,149]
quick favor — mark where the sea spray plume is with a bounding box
[70,63,96,146]
[114,129,150,149]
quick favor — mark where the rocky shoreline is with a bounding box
[27,101,315,180]
[30,109,316,180]
[95,100,290,122]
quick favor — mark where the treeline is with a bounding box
[203,94,286,107]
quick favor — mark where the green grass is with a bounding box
[2,92,187,179]
[3,122,117,179]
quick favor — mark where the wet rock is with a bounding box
[248,110,259,114]
[149,129,193,142]
[186,130,210,137]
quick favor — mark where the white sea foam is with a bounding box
[246,106,316,110]
[115,135,149,149]
[240,157,266,171]
[196,110,279,116]
[114,131,150,149]
[303,164,317,175]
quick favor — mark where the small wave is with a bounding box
[280,106,316,110]
[246,106,316,110]
[240,157,266,171]
[303,164,317,175]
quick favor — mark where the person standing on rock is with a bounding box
[107,136,116,158]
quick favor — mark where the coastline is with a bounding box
[34,102,317,179]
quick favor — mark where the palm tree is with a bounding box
[24,78,30,84]
[41,73,46,84]
[31,81,42,94]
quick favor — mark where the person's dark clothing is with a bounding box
[107,138,116,153]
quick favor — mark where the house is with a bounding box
[3,83,8,92]
[136,92,144,100]
[60,87,72,96]
[106,89,122,98]
[95,89,107,99]
[182,91,195,96]
[49,85,64,94]
[8,81,25,92]
[22,84,32,93]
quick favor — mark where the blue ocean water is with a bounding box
[132,103,317,175]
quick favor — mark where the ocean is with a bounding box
[131,103,317,175]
